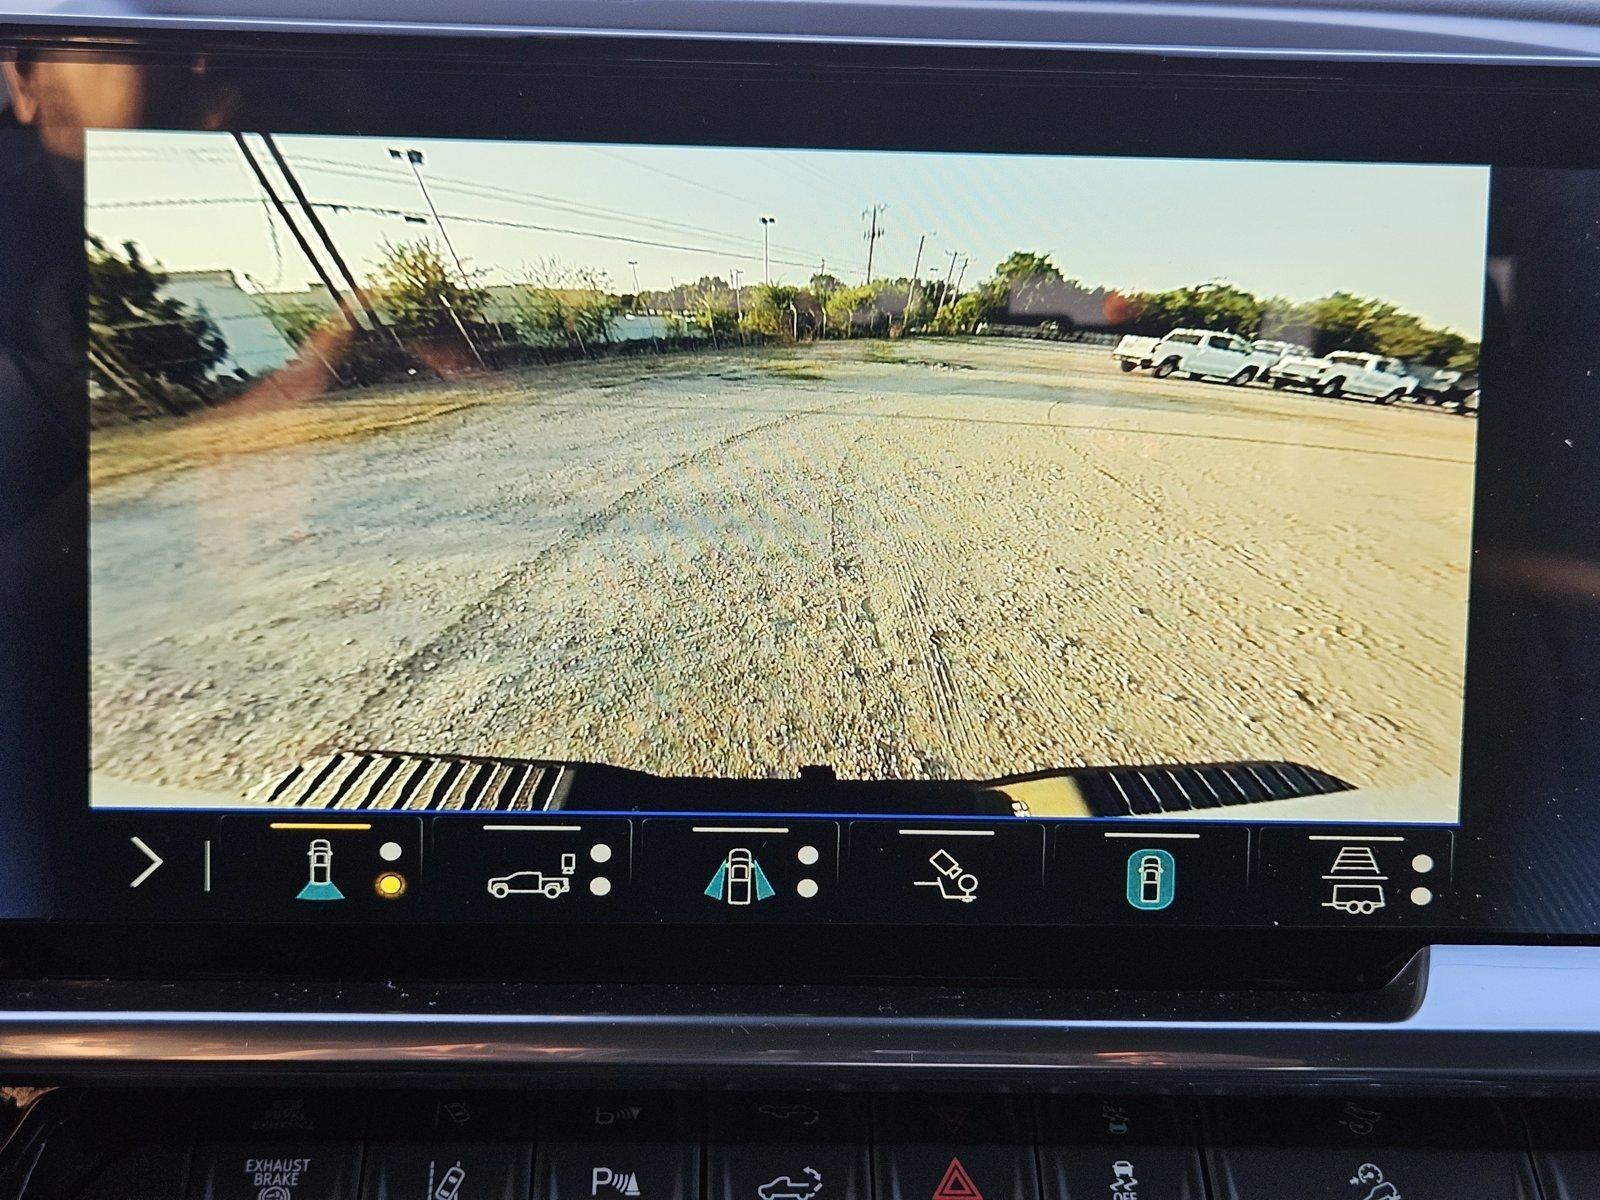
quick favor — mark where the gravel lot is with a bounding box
[91,338,1475,802]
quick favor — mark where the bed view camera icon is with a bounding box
[487,853,576,899]
[295,838,344,901]
[1125,848,1175,910]
[705,847,776,905]
[916,848,979,903]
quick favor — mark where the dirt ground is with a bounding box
[90,337,1475,803]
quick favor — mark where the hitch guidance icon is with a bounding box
[295,838,345,902]
[915,848,979,903]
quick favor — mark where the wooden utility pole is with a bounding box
[863,204,886,283]
[260,133,386,334]
[232,132,362,337]
[905,234,928,328]
[935,249,961,315]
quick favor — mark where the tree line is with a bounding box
[644,251,1478,369]
[89,237,1480,419]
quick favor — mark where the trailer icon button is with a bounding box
[1321,843,1387,915]
[1257,828,1452,925]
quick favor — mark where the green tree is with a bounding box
[511,258,623,353]
[823,284,881,337]
[369,240,491,340]
[1136,282,1266,336]
[87,235,227,392]
[809,273,844,301]
[740,284,801,338]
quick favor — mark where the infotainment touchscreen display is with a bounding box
[86,132,1484,829]
[2,43,1596,952]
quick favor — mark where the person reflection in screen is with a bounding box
[0,52,239,528]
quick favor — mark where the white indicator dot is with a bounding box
[1410,887,1434,906]
[797,845,820,866]
[590,843,614,864]
[797,878,819,899]
[379,841,403,862]
[590,877,613,897]
[1411,854,1434,874]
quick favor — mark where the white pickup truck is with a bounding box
[1250,339,1312,381]
[1270,350,1419,402]
[1113,328,1276,384]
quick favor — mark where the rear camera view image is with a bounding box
[87,132,1485,820]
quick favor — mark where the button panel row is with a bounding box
[11,1090,1595,1200]
[97,813,1454,926]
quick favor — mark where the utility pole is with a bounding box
[936,249,961,315]
[817,259,828,338]
[953,255,970,294]
[232,132,362,337]
[759,217,776,286]
[906,233,929,329]
[730,267,743,320]
[260,133,385,334]
[628,260,642,312]
[863,204,886,283]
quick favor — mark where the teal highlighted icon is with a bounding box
[296,837,346,901]
[705,847,775,906]
[1125,848,1175,910]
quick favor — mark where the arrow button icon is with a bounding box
[129,836,164,888]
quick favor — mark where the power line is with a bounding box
[96,145,827,259]
[587,147,764,208]
[88,197,812,273]
[280,154,831,263]
[89,195,827,273]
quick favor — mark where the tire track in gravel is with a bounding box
[825,444,941,779]
[841,415,1112,778]
[327,389,863,744]
[855,456,989,779]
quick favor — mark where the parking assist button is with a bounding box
[536,1094,700,1200]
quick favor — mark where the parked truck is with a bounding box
[1270,350,1419,402]
[1113,328,1275,384]
[1250,339,1313,382]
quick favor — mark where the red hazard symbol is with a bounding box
[932,1158,983,1200]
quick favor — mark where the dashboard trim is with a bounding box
[0,946,1596,1086]
[2,0,1600,64]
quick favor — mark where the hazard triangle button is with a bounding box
[932,1157,983,1200]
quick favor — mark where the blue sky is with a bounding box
[87,130,1490,335]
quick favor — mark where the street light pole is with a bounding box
[390,147,469,282]
[759,216,776,286]
[388,146,487,368]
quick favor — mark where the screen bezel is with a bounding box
[3,30,1599,987]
